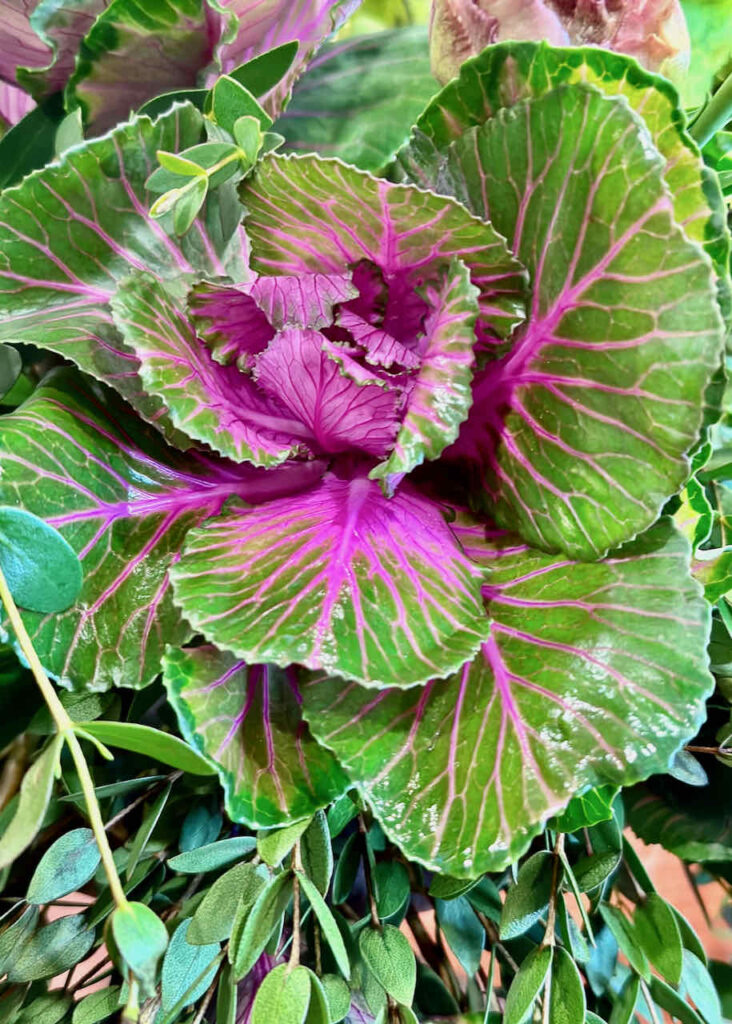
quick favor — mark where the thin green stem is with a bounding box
[690,69,732,147]
[0,563,127,910]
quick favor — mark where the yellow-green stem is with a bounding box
[0,563,128,910]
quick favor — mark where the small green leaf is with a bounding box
[598,905,650,982]
[429,875,478,900]
[571,852,620,893]
[161,918,219,1011]
[648,975,703,1024]
[179,800,222,851]
[297,872,350,980]
[71,987,122,1024]
[609,974,640,1024]
[16,994,71,1024]
[681,951,723,1024]
[251,962,312,1024]
[0,735,62,870]
[552,786,618,833]
[27,827,101,904]
[233,116,264,162]
[435,895,485,977]
[216,962,238,1024]
[359,924,416,1007]
[76,721,215,776]
[327,793,358,838]
[633,894,683,985]
[167,836,256,874]
[189,861,263,945]
[549,946,586,1024]
[126,782,172,881]
[231,871,293,980]
[54,108,84,157]
[503,946,553,1024]
[7,913,95,982]
[0,507,82,613]
[157,150,207,177]
[305,969,331,1024]
[374,861,410,920]
[672,907,707,964]
[111,901,168,993]
[212,76,273,133]
[229,42,298,98]
[320,973,351,1023]
[500,852,555,940]
[332,833,360,904]
[0,346,21,400]
[301,811,333,895]
[258,818,312,867]
[61,774,167,804]
[0,905,39,976]
[173,176,208,235]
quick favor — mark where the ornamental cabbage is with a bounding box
[0,38,726,874]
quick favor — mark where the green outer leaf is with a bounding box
[393,40,729,309]
[301,811,333,895]
[297,872,350,979]
[27,827,101,904]
[0,735,61,870]
[598,905,650,982]
[250,962,311,1024]
[66,0,216,133]
[77,720,215,775]
[609,973,640,1024]
[0,104,244,447]
[215,962,238,1024]
[0,345,22,399]
[161,918,219,1011]
[500,853,554,940]
[167,836,257,873]
[188,861,263,945]
[370,258,479,485]
[0,905,40,977]
[435,895,484,976]
[0,373,260,691]
[445,83,723,559]
[647,975,703,1024]
[633,893,683,985]
[503,946,552,1024]
[0,507,82,614]
[0,94,66,191]
[112,902,168,992]
[7,913,95,982]
[681,950,723,1024]
[551,786,618,833]
[302,519,712,875]
[548,946,586,1024]
[71,986,122,1024]
[359,924,416,1007]
[231,870,292,980]
[277,27,437,171]
[241,152,527,342]
[164,645,348,828]
[258,819,312,867]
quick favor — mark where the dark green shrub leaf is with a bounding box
[503,946,553,1024]
[301,811,333,895]
[251,962,311,1024]
[305,970,331,1024]
[27,828,101,904]
[0,346,21,400]
[552,786,618,833]
[7,913,95,982]
[609,974,640,1024]
[179,801,223,851]
[0,735,62,870]
[167,836,257,874]
[359,924,416,1007]
[648,975,703,1024]
[229,42,298,97]
[126,782,172,881]
[189,862,264,945]
[548,946,585,1024]
[0,905,39,976]
[672,907,707,965]
[633,894,683,985]
[429,875,477,900]
[258,818,312,867]
[500,852,555,940]
[216,962,238,1024]
[327,793,358,838]
[231,871,293,980]
[111,901,168,992]
[17,994,71,1024]
[71,987,122,1024]
[297,872,350,980]
[571,853,620,893]
[0,507,82,614]
[76,721,215,776]
[161,918,219,1012]
[333,833,360,905]
[598,905,650,982]
[435,895,484,977]
[211,76,272,133]
[320,973,351,1022]
[374,861,410,920]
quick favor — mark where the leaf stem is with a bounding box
[0,563,127,910]
[358,814,380,929]
[289,841,303,971]
[543,832,565,948]
[689,69,732,147]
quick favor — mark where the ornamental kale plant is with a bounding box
[0,1,731,1021]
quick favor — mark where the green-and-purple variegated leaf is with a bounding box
[370,258,479,489]
[215,0,362,117]
[0,103,244,447]
[169,474,491,688]
[0,1,52,87]
[393,42,730,305]
[240,152,527,341]
[301,517,713,876]
[164,645,348,827]
[15,0,109,100]
[112,272,309,467]
[0,370,324,690]
[66,0,220,133]
[446,84,724,559]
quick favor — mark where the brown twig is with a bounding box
[543,833,565,948]
[358,813,380,929]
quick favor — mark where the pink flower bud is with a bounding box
[430,0,690,85]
